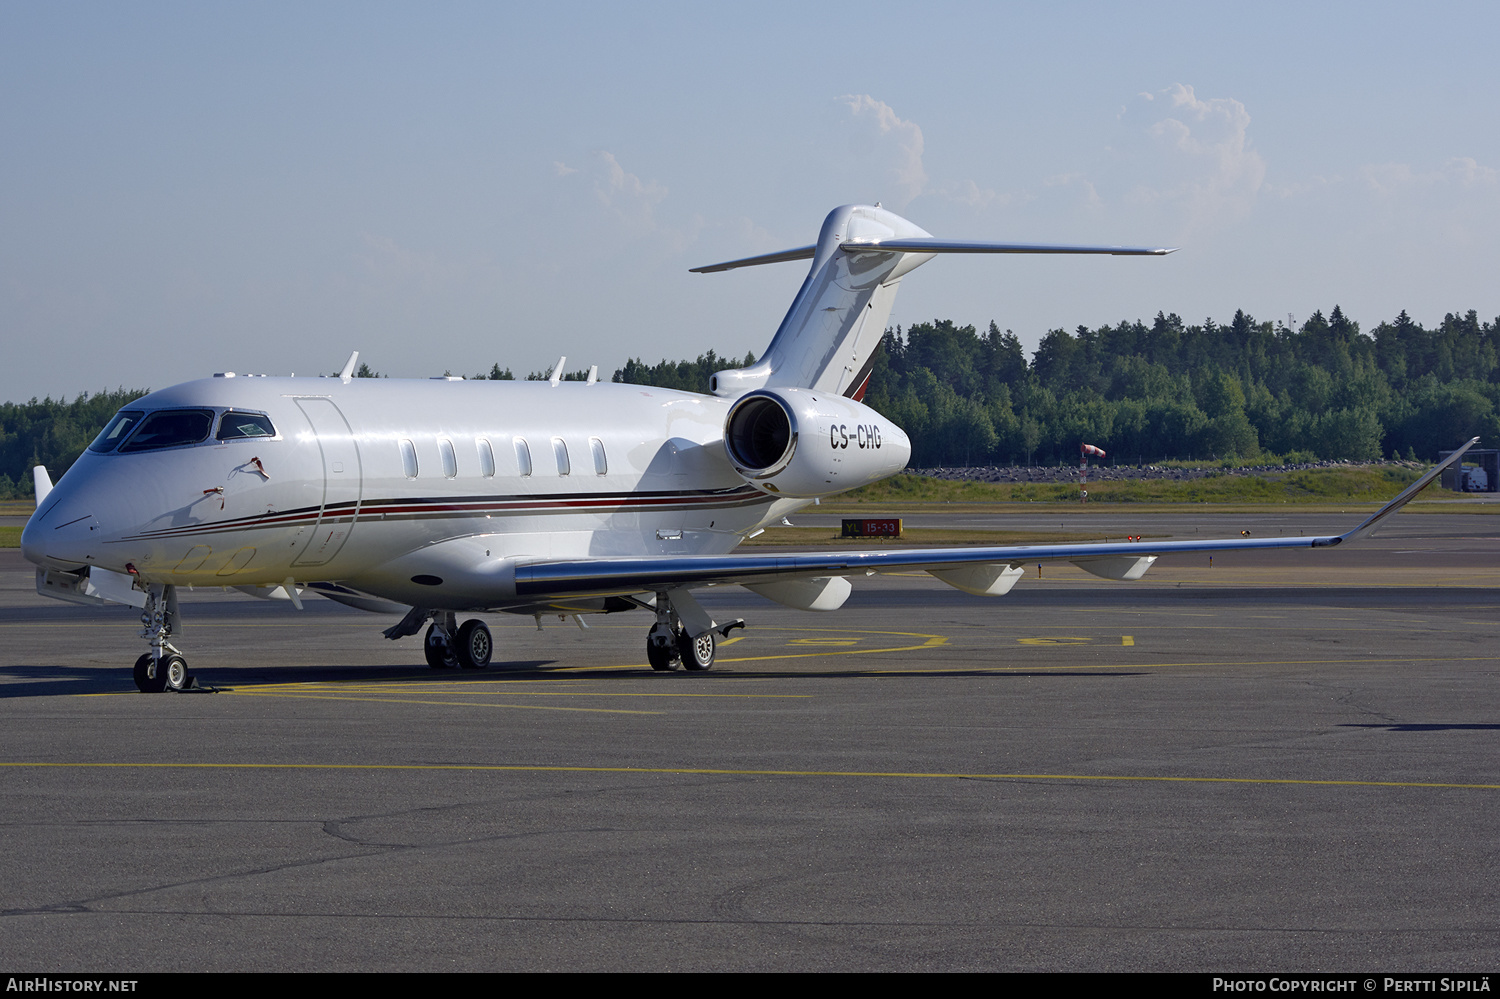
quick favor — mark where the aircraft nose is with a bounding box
[21,494,102,570]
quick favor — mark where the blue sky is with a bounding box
[2,1,1497,402]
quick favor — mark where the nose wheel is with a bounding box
[132,583,198,691]
[133,653,164,692]
[132,652,194,692]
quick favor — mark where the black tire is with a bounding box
[646,637,681,671]
[162,653,192,691]
[424,624,458,669]
[456,619,492,669]
[133,653,165,693]
[678,630,715,671]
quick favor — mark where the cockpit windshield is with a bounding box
[217,411,276,440]
[117,409,215,453]
[88,411,146,453]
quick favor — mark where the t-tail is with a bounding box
[693,204,1175,400]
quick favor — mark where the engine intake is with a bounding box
[723,388,910,498]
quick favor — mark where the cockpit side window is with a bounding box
[217,411,277,441]
[88,411,146,453]
[118,409,215,453]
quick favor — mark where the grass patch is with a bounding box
[835,466,1426,507]
[0,526,21,548]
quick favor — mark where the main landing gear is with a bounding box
[133,583,198,692]
[384,608,494,669]
[421,612,493,670]
[643,589,744,672]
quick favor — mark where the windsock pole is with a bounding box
[1081,443,1106,503]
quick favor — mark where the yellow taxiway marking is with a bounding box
[863,654,1500,675]
[221,691,665,714]
[0,761,1494,791]
[1122,635,1135,646]
[229,686,809,700]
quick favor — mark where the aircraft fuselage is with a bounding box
[23,375,810,607]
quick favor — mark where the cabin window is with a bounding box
[118,409,215,453]
[439,438,457,478]
[552,437,570,476]
[399,439,418,478]
[590,437,608,475]
[216,411,276,441]
[476,438,495,477]
[514,437,532,477]
[89,411,146,453]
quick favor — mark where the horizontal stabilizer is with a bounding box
[841,238,1176,256]
[690,238,1174,273]
[689,245,816,273]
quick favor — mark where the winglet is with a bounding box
[338,350,359,384]
[549,356,567,387]
[32,466,53,504]
[1333,438,1480,544]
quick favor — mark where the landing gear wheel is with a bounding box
[133,653,165,693]
[424,624,458,669]
[646,637,681,671]
[162,653,192,691]
[678,630,715,671]
[455,619,492,669]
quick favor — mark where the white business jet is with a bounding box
[21,204,1477,691]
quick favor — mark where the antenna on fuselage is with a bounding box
[549,356,567,387]
[338,350,359,384]
[586,365,598,385]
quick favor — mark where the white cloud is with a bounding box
[547,150,702,259]
[592,151,667,223]
[1135,83,1267,230]
[935,178,1007,209]
[1043,172,1101,208]
[838,94,929,204]
[1361,156,1499,195]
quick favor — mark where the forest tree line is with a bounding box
[857,307,1500,468]
[1,309,1494,498]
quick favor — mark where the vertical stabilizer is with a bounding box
[710,205,935,399]
[698,205,1173,399]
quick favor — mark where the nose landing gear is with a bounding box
[133,584,198,692]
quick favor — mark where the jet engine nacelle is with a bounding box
[722,388,911,498]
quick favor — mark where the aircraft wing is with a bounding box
[513,439,1478,600]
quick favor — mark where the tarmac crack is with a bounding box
[0,813,608,920]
